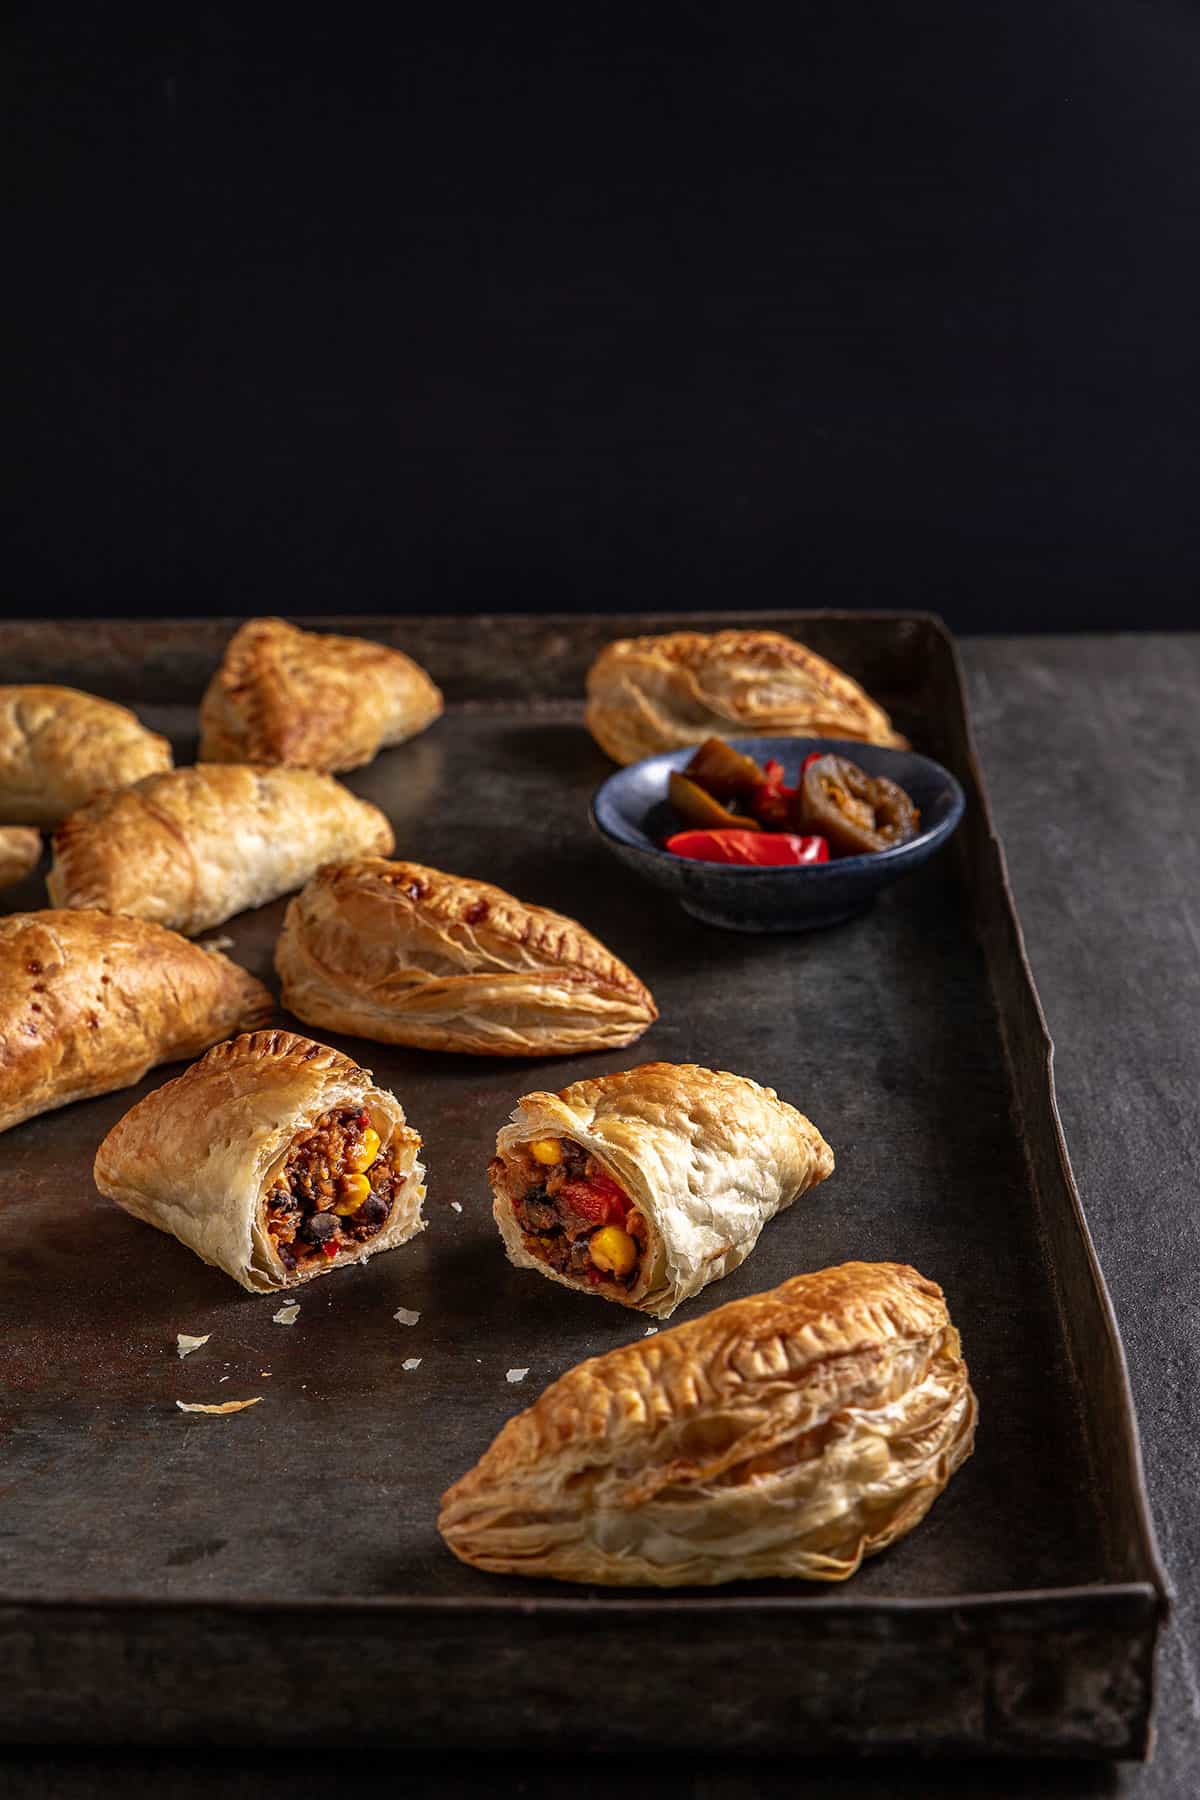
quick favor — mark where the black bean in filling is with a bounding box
[266,1105,404,1271]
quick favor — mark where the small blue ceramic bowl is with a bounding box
[591,736,965,933]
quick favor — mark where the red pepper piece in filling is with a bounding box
[556,1177,627,1230]
[666,829,830,866]
[321,1240,341,1259]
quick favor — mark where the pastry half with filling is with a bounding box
[0,910,272,1135]
[48,764,394,936]
[199,616,443,772]
[585,629,908,766]
[490,1062,833,1317]
[439,1261,976,1586]
[0,827,41,891]
[0,686,172,825]
[276,859,657,1056]
[94,1031,426,1291]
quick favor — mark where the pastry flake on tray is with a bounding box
[439,1261,976,1587]
[198,617,443,773]
[0,826,41,891]
[490,1061,833,1316]
[48,764,394,936]
[275,859,657,1056]
[94,1029,426,1293]
[585,629,908,766]
[0,910,271,1135]
[0,686,172,826]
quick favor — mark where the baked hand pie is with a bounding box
[490,1062,833,1316]
[47,764,394,936]
[0,827,40,890]
[439,1261,976,1586]
[585,630,907,765]
[0,685,172,825]
[276,860,657,1056]
[198,617,443,772]
[94,1030,426,1293]
[0,910,271,1135]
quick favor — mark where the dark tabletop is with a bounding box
[2,632,1196,1799]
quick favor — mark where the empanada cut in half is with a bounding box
[0,910,271,1135]
[93,1030,426,1292]
[490,1062,834,1316]
[0,685,172,825]
[199,616,443,773]
[585,629,908,766]
[439,1261,976,1586]
[276,860,657,1056]
[48,764,394,936]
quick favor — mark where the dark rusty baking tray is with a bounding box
[0,612,1168,1758]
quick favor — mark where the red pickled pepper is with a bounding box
[665,829,830,867]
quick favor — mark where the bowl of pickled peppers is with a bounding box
[591,735,965,932]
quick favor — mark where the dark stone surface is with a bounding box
[1,629,1195,1792]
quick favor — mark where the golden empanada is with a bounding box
[199,616,443,772]
[490,1062,833,1316]
[0,910,271,1135]
[440,1261,976,1586]
[276,859,657,1056]
[0,827,40,891]
[0,686,172,825]
[48,764,394,936]
[94,1030,426,1293]
[585,629,907,765]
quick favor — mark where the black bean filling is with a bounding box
[499,1138,642,1286]
[266,1105,404,1272]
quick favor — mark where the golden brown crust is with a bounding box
[198,617,443,772]
[0,909,272,1135]
[93,1029,426,1292]
[0,827,41,890]
[492,1062,834,1315]
[439,1262,976,1586]
[0,686,173,825]
[275,859,657,1056]
[47,764,394,935]
[584,630,908,765]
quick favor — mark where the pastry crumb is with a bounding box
[643,1327,658,1337]
[176,1397,262,1415]
[393,1307,420,1327]
[450,1201,463,1213]
[176,1333,210,1359]
[506,1368,529,1384]
[198,934,235,953]
[402,1357,422,1371]
[272,1304,300,1325]
[218,1376,230,1383]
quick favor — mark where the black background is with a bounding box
[8,5,1200,632]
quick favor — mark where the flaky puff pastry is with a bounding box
[0,686,172,825]
[491,1063,833,1316]
[47,764,394,936]
[276,860,657,1056]
[585,630,908,765]
[94,1030,426,1293]
[199,617,443,773]
[0,827,40,890]
[0,910,272,1135]
[440,1261,976,1586]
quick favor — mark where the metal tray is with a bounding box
[0,612,1168,1758]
